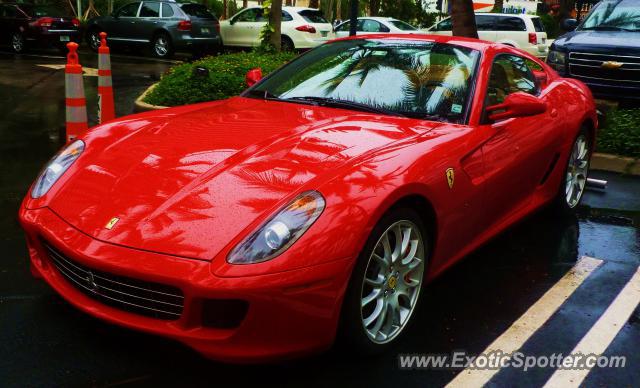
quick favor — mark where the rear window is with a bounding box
[180,4,216,19]
[389,20,417,31]
[20,5,68,17]
[531,17,545,32]
[495,16,527,31]
[298,9,328,23]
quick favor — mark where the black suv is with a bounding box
[0,3,80,53]
[86,0,221,58]
[547,0,640,101]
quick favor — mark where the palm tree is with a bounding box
[451,0,478,38]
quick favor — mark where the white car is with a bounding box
[219,6,335,50]
[425,13,548,59]
[335,17,426,38]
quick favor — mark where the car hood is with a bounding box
[47,97,438,261]
[554,30,640,54]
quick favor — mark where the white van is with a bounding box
[425,13,549,59]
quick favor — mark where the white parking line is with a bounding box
[543,265,640,388]
[447,256,603,388]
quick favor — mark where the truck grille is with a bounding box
[569,52,640,84]
[44,242,184,320]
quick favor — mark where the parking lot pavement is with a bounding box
[1,51,639,387]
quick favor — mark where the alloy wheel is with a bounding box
[12,33,24,53]
[565,134,590,208]
[154,37,168,57]
[90,32,101,51]
[360,220,425,344]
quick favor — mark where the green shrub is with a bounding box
[538,13,561,39]
[144,51,296,107]
[597,108,640,158]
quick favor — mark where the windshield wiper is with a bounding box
[581,25,638,31]
[285,96,406,117]
[244,89,281,100]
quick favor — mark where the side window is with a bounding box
[235,8,259,22]
[475,15,497,31]
[361,19,382,32]
[282,11,293,21]
[139,2,159,17]
[160,3,174,18]
[495,17,527,31]
[486,55,538,107]
[336,21,350,32]
[117,2,140,17]
[437,18,452,31]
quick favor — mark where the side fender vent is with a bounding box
[540,153,561,185]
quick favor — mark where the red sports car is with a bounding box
[19,35,596,362]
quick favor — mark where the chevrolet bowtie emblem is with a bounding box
[105,217,120,230]
[601,61,623,69]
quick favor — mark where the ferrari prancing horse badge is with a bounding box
[105,217,119,230]
[446,168,455,189]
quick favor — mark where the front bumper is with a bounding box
[19,206,352,362]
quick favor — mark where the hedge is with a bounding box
[144,51,296,107]
[597,108,640,159]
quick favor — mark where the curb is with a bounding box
[133,83,168,112]
[591,153,639,176]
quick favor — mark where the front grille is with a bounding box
[569,52,640,84]
[44,242,184,320]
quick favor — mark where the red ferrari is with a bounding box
[19,35,596,362]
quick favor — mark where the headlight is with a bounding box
[31,140,84,198]
[547,49,566,72]
[227,191,325,264]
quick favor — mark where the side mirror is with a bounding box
[229,17,236,25]
[486,92,547,122]
[533,70,548,86]
[561,18,578,31]
[245,68,263,87]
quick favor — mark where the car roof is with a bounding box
[475,12,539,18]
[331,33,495,52]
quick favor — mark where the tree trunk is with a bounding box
[336,0,342,19]
[223,0,228,19]
[349,0,358,35]
[285,0,293,5]
[491,0,503,13]
[451,0,478,38]
[269,0,283,51]
[309,0,320,8]
[243,0,248,8]
[369,0,380,16]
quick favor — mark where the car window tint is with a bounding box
[160,3,174,17]
[298,9,327,23]
[282,10,293,21]
[531,17,545,32]
[389,20,417,31]
[117,2,140,17]
[336,21,350,31]
[362,19,383,32]
[236,8,260,22]
[437,18,452,31]
[475,15,497,31]
[495,16,527,31]
[486,54,538,106]
[180,4,215,19]
[140,2,159,17]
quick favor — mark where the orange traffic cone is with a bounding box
[65,42,88,143]
[97,32,115,123]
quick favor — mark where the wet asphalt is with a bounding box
[0,48,639,388]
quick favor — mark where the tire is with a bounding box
[554,126,592,212]
[281,36,294,52]
[151,32,174,58]
[11,32,26,53]
[339,207,429,354]
[87,29,101,52]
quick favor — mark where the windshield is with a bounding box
[580,0,640,31]
[245,39,479,123]
[390,20,418,31]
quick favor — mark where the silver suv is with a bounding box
[86,0,221,58]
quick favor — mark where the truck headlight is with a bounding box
[31,140,84,198]
[547,49,566,73]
